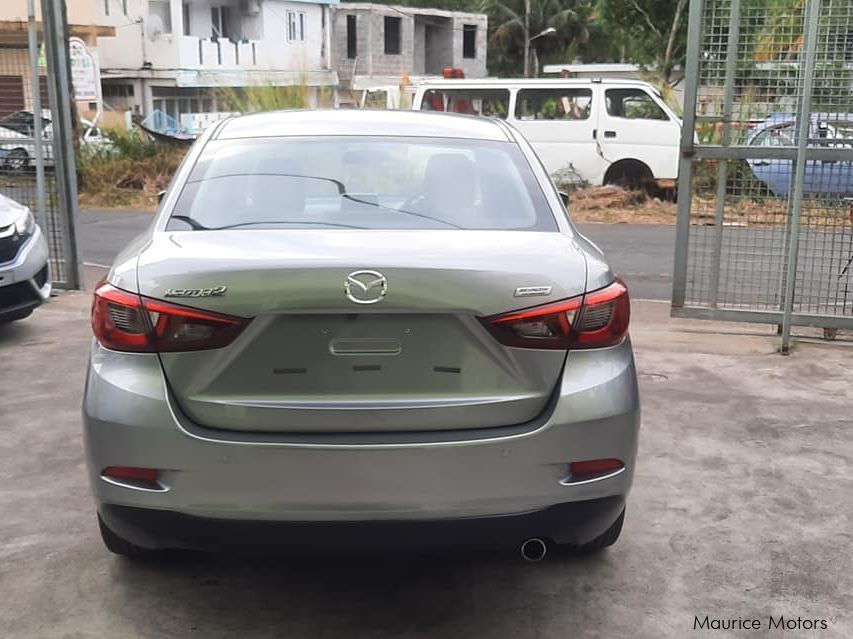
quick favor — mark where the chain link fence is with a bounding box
[1,0,80,289]
[673,0,853,351]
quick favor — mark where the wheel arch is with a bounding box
[602,158,654,187]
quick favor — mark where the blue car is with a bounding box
[746,113,853,197]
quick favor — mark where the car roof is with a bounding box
[216,109,511,142]
[415,78,656,89]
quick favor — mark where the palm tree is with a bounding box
[482,0,594,77]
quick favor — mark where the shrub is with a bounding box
[77,128,186,208]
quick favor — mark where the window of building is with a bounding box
[148,0,172,34]
[103,83,135,98]
[287,10,306,42]
[515,89,593,120]
[384,16,401,55]
[463,24,477,59]
[211,6,232,40]
[182,2,191,36]
[346,15,357,59]
[104,0,109,16]
[605,89,668,121]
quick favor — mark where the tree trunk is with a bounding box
[663,0,688,81]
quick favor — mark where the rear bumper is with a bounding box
[101,496,626,552]
[84,338,640,549]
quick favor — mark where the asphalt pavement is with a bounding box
[78,209,676,300]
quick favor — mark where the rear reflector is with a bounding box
[102,467,159,482]
[569,459,624,480]
[481,279,630,350]
[91,279,249,352]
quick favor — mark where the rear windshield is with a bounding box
[167,136,555,231]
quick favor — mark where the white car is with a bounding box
[0,110,109,171]
[413,78,682,191]
[0,192,50,322]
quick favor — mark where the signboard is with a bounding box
[68,37,100,103]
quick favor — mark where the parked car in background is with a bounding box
[0,193,50,322]
[0,110,110,172]
[413,78,681,191]
[746,113,853,197]
[84,110,640,561]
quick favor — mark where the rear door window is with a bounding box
[420,89,510,119]
[605,88,669,121]
[514,89,592,121]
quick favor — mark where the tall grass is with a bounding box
[217,83,334,112]
[77,128,185,208]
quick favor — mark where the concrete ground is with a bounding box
[2,279,852,638]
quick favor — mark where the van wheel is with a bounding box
[603,160,653,193]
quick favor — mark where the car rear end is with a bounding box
[83,111,640,556]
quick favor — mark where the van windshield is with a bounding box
[167,136,556,232]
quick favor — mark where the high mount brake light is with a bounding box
[482,279,630,350]
[91,280,248,352]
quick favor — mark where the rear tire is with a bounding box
[98,513,156,560]
[565,508,625,554]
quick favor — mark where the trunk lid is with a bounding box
[136,230,588,433]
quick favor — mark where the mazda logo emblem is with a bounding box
[344,270,387,304]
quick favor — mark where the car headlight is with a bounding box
[13,208,35,237]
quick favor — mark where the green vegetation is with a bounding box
[217,84,334,112]
[77,128,185,208]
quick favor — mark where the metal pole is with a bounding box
[708,0,741,308]
[671,0,704,309]
[523,0,530,78]
[41,0,81,290]
[780,0,822,354]
[26,0,47,232]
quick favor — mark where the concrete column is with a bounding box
[170,0,183,64]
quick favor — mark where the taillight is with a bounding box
[91,280,248,352]
[481,279,629,350]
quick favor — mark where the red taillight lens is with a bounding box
[91,280,248,352]
[572,279,630,349]
[91,281,154,352]
[481,279,630,350]
[102,466,159,482]
[569,459,624,481]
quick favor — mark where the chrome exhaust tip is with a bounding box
[520,537,548,562]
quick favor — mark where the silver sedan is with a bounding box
[83,110,640,561]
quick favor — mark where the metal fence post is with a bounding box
[707,0,741,308]
[26,0,47,233]
[40,0,82,290]
[671,0,704,309]
[780,0,822,354]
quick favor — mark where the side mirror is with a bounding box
[157,190,167,203]
[558,191,569,208]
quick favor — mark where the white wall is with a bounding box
[258,0,325,71]
[97,0,328,72]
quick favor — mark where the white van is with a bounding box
[412,78,681,190]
